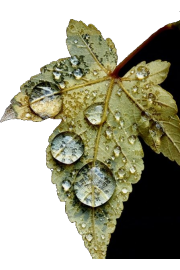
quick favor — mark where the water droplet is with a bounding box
[59,81,66,89]
[136,66,150,80]
[120,119,124,128]
[53,71,61,81]
[148,93,156,102]
[145,84,150,89]
[117,88,122,96]
[114,146,121,157]
[93,70,98,76]
[105,145,109,151]
[74,39,78,44]
[122,188,128,194]
[130,69,135,74]
[101,234,105,240]
[132,86,138,93]
[132,123,138,132]
[122,157,127,163]
[29,82,62,119]
[92,91,97,97]
[115,111,121,122]
[141,111,150,122]
[106,127,113,139]
[51,132,84,164]
[73,68,83,80]
[84,103,104,125]
[74,161,116,207]
[149,129,156,137]
[155,122,162,130]
[62,180,71,192]
[81,223,86,228]
[111,156,115,161]
[118,169,125,179]
[128,135,136,145]
[84,34,90,40]
[120,136,124,142]
[129,165,136,174]
[86,234,93,242]
[70,56,80,67]
[25,113,31,118]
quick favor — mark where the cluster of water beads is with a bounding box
[136,66,150,80]
[51,131,84,165]
[29,82,62,119]
[74,161,116,207]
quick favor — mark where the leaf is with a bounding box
[1,19,180,259]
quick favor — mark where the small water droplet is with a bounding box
[74,39,78,44]
[122,157,127,163]
[120,136,124,142]
[122,188,128,194]
[132,123,138,132]
[114,146,121,157]
[92,91,97,97]
[129,165,136,174]
[84,103,104,125]
[73,68,83,80]
[86,234,93,242]
[70,56,80,67]
[149,129,156,137]
[120,119,124,128]
[132,86,138,93]
[105,145,109,151]
[53,71,61,81]
[148,93,156,102]
[128,135,136,145]
[145,84,150,89]
[117,88,122,96]
[130,69,135,74]
[111,156,115,161]
[59,81,66,89]
[81,223,86,228]
[155,122,162,130]
[62,180,71,192]
[101,235,105,240]
[118,169,125,179]
[25,113,31,118]
[106,127,113,139]
[136,66,150,80]
[93,70,98,76]
[114,111,121,122]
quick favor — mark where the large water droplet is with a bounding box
[86,234,93,242]
[62,180,71,191]
[70,56,80,67]
[128,135,136,145]
[136,66,150,80]
[73,68,83,80]
[51,132,84,164]
[84,103,104,125]
[29,82,62,119]
[74,161,116,207]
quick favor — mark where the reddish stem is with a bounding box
[110,22,177,78]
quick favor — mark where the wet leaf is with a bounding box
[1,19,180,259]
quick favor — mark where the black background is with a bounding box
[0,12,180,259]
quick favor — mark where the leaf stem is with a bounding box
[110,21,180,78]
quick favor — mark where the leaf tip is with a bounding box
[0,105,16,123]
